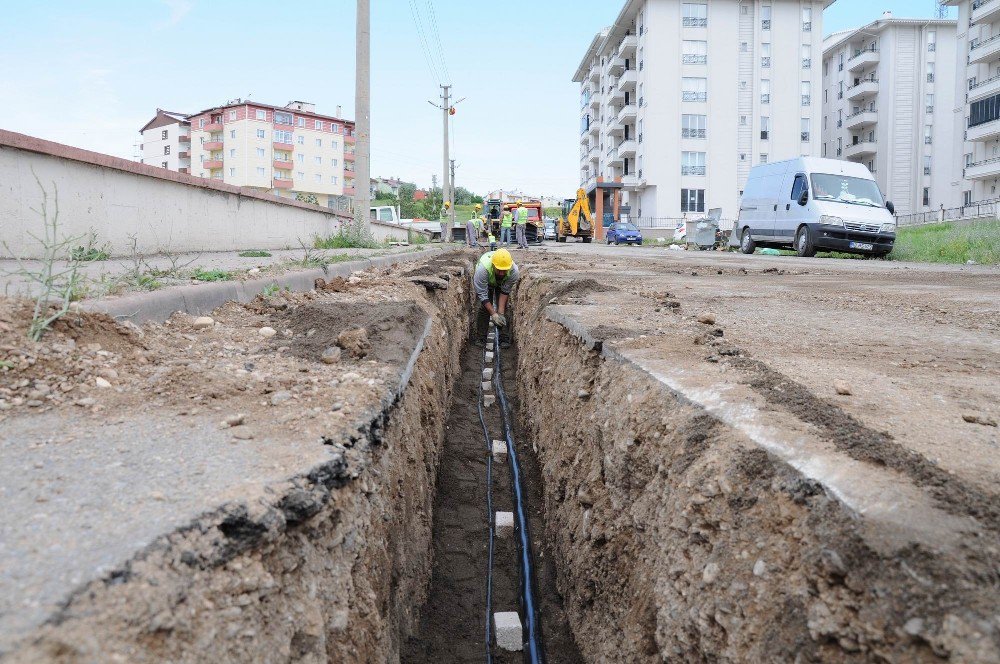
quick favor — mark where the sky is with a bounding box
[0,0,955,198]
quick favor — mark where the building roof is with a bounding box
[139,109,190,134]
[186,100,354,125]
[822,13,957,55]
[572,28,610,82]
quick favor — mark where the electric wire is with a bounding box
[492,328,545,663]
[424,0,451,84]
[407,0,442,85]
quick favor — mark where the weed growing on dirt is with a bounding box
[261,283,282,297]
[192,268,233,282]
[239,250,273,258]
[314,215,380,250]
[889,220,1000,264]
[70,230,111,262]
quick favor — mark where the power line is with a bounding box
[408,0,441,85]
[424,0,451,84]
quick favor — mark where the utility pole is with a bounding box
[450,159,457,227]
[440,84,451,240]
[431,174,438,216]
[355,0,371,232]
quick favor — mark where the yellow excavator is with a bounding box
[556,188,593,243]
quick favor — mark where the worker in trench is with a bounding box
[473,247,519,347]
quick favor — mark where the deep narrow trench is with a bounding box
[402,315,583,663]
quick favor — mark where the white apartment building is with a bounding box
[945,0,1000,205]
[138,110,191,173]
[821,15,959,215]
[140,101,356,211]
[574,0,832,225]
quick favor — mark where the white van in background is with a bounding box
[736,157,896,257]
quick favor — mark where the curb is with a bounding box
[81,247,442,324]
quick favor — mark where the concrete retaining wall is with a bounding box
[0,129,406,258]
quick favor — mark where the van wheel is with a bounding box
[795,226,817,257]
[739,228,756,254]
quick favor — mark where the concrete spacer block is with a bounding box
[483,394,495,408]
[492,439,507,462]
[482,381,493,393]
[483,367,494,381]
[495,511,515,538]
[485,351,494,363]
[494,611,523,651]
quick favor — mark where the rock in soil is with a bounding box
[321,347,342,364]
[259,327,277,338]
[222,414,246,428]
[336,327,371,359]
[697,312,716,325]
[834,380,853,396]
[193,316,214,330]
[962,412,998,427]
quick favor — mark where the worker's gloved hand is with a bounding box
[491,312,507,327]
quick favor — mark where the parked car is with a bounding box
[543,219,557,240]
[735,157,896,257]
[606,222,643,245]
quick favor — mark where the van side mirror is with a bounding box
[885,200,895,215]
[798,190,809,206]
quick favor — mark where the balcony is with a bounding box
[972,0,1000,25]
[618,139,637,157]
[607,148,623,167]
[969,73,1000,103]
[344,135,356,143]
[969,33,1000,65]
[608,86,625,104]
[273,178,293,190]
[178,151,190,159]
[617,103,637,124]
[846,79,878,101]
[589,93,601,111]
[845,110,878,130]
[589,67,600,84]
[344,151,356,161]
[621,174,641,190]
[617,34,638,58]
[965,155,1000,179]
[843,140,877,158]
[589,120,601,137]
[203,159,223,169]
[847,48,879,73]
[178,135,191,143]
[589,146,600,163]
[345,187,356,195]
[204,140,224,151]
[608,56,625,76]
[179,167,189,174]
[618,69,637,92]
[204,121,223,132]
[273,159,293,171]
[607,119,624,136]
[273,139,294,151]
[967,117,1000,141]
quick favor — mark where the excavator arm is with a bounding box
[566,188,592,236]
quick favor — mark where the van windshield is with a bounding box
[810,173,884,208]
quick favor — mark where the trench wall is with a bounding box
[512,274,999,663]
[5,257,474,663]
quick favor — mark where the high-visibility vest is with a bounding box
[478,251,508,287]
[501,213,513,228]
[515,207,528,224]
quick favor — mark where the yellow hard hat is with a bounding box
[491,248,513,271]
[475,203,482,210]
[516,200,523,205]
[444,201,451,208]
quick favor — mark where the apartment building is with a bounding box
[573,0,832,223]
[944,0,1000,205]
[821,15,959,215]
[138,110,191,173]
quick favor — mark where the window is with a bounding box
[926,93,934,114]
[297,118,305,127]
[824,61,828,76]
[331,158,339,167]
[256,110,266,121]
[822,143,827,157]
[229,149,236,157]
[801,81,811,106]
[315,174,322,182]
[681,188,705,212]
[790,173,808,201]
[274,111,293,125]
[297,153,304,163]
[315,120,323,130]
[331,141,339,150]
[927,62,935,83]
[161,129,168,140]
[740,41,748,53]
[970,93,1000,127]
[161,161,168,168]
[923,155,932,176]
[823,115,827,129]
[332,124,341,134]
[682,114,707,138]
[163,145,170,155]
[760,79,771,104]
[802,7,812,31]
[256,148,265,157]
[229,168,236,177]
[229,110,237,121]
[297,171,304,179]
[682,3,707,27]
[761,5,771,30]
[683,40,707,64]
[760,116,770,140]
[315,138,322,147]
[199,118,206,128]
[838,109,843,127]
[257,129,266,139]
[332,175,339,185]
[838,52,844,72]
[838,81,844,100]
[760,153,768,164]
[800,118,810,142]
[761,43,771,68]
[966,153,974,167]
[801,44,811,69]
[228,130,235,139]
[274,129,292,144]
[964,190,973,206]
[297,136,305,144]
[256,167,265,176]
[681,151,706,175]
[924,124,933,144]
[739,115,747,126]
[928,30,936,52]
[837,137,843,156]
[682,77,707,102]
[923,187,930,207]
[315,156,322,164]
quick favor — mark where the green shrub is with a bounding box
[889,220,1000,264]
[192,268,233,282]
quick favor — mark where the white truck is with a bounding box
[370,206,439,240]
[735,157,896,257]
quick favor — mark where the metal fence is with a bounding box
[630,217,738,233]
[896,199,1000,226]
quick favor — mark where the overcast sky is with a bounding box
[0,0,953,198]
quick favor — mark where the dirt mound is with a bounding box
[282,300,428,367]
[543,278,618,306]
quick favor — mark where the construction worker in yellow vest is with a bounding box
[500,208,514,246]
[440,200,451,243]
[473,248,519,345]
[467,203,482,247]
[515,201,529,249]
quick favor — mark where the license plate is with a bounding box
[849,242,873,251]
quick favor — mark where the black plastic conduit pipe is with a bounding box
[492,332,545,663]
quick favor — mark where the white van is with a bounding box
[736,157,896,257]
